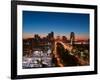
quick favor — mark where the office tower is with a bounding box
[70,32,75,45]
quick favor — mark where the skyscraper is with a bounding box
[47,32,54,41]
[51,32,54,38]
[70,32,75,45]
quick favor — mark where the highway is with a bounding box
[53,41,64,67]
[53,41,88,66]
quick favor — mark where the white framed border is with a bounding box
[17,5,95,75]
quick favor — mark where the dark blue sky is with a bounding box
[23,11,89,38]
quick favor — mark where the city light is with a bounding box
[23,32,89,68]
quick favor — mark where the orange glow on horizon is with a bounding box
[23,33,89,40]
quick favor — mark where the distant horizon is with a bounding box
[23,32,89,41]
[23,11,89,40]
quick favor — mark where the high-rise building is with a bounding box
[51,32,54,39]
[47,32,54,41]
[34,34,41,47]
[34,34,40,40]
[70,32,75,45]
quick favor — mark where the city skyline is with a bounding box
[23,11,89,40]
[23,32,89,41]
